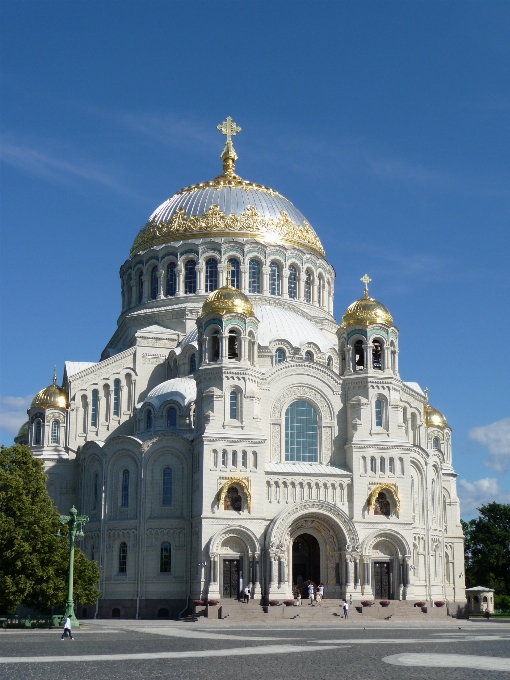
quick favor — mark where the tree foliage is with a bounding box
[0,444,100,613]
[461,502,510,595]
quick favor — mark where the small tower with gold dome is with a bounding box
[27,367,69,456]
[424,388,452,464]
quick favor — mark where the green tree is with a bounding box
[0,444,100,613]
[461,502,510,595]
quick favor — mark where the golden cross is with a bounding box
[360,274,371,296]
[217,116,241,144]
[225,261,235,287]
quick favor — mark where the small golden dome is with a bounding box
[17,421,29,436]
[31,369,69,409]
[423,387,448,428]
[341,274,393,327]
[201,286,254,317]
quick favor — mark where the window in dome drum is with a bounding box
[249,259,261,293]
[205,258,218,292]
[269,262,281,295]
[137,270,144,304]
[150,265,158,300]
[184,260,197,294]
[304,270,312,303]
[228,258,240,288]
[288,265,298,299]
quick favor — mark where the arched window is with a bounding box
[304,270,312,303]
[304,350,313,361]
[379,456,385,473]
[160,541,171,572]
[137,270,144,304]
[227,330,239,359]
[375,399,383,427]
[166,262,176,297]
[231,450,237,467]
[224,486,242,511]
[162,467,172,506]
[146,409,153,430]
[221,449,227,467]
[241,450,247,468]
[361,456,367,474]
[248,259,261,294]
[91,389,99,427]
[119,542,127,573]
[229,390,238,420]
[167,407,177,428]
[210,330,220,362]
[93,472,99,510]
[269,261,281,296]
[150,265,158,300]
[389,457,395,474]
[285,400,318,462]
[288,265,298,299]
[370,456,376,473]
[205,258,218,292]
[227,258,240,288]
[189,353,196,374]
[372,339,383,370]
[113,379,121,416]
[121,469,129,507]
[354,340,365,370]
[184,260,197,294]
[50,419,60,445]
[432,436,440,450]
[275,348,286,364]
[34,419,42,445]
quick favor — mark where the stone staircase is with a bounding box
[195,599,449,623]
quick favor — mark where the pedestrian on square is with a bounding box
[316,584,324,606]
[343,601,349,619]
[308,582,314,605]
[61,616,73,640]
[243,586,250,603]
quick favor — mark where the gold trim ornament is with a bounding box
[217,477,251,512]
[367,483,400,517]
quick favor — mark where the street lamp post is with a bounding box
[58,506,89,627]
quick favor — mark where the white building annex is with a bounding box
[16,118,466,619]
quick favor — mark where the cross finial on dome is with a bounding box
[52,365,57,386]
[424,386,429,403]
[217,116,241,176]
[361,274,371,298]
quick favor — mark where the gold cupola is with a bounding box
[201,285,254,318]
[31,368,69,410]
[17,421,29,437]
[130,117,325,258]
[341,275,393,327]
[424,388,448,428]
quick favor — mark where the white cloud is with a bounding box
[469,417,510,473]
[0,395,33,435]
[458,477,510,517]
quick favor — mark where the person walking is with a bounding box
[243,586,250,603]
[307,582,315,605]
[343,601,349,619]
[316,584,324,606]
[61,615,73,640]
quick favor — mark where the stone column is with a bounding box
[130,279,137,308]
[241,336,248,363]
[240,264,248,294]
[345,346,353,374]
[219,264,226,288]
[354,555,360,590]
[282,269,289,299]
[175,265,183,297]
[196,264,204,295]
[141,274,149,303]
[312,278,318,304]
[384,345,391,372]
[157,269,164,300]
[262,266,269,296]
[220,334,227,361]
[201,337,208,365]
[364,342,371,370]
[345,556,353,591]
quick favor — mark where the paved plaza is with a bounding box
[0,619,509,679]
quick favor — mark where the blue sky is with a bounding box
[1,1,509,518]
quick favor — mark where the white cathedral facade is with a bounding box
[16,119,466,618]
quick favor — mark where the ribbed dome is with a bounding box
[425,404,448,429]
[341,291,393,327]
[201,286,254,317]
[130,174,324,258]
[142,377,197,411]
[17,421,29,436]
[31,372,68,409]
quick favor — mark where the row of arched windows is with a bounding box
[212,449,257,469]
[144,406,178,431]
[117,541,172,574]
[124,257,331,308]
[273,347,334,368]
[83,378,125,432]
[360,455,404,475]
[32,418,61,446]
[339,337,397,374]
[118,467,172,508]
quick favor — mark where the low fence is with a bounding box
[0,615,63,628]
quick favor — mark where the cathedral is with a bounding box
[16,118,466,618]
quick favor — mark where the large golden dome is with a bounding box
[201,286,254,317]
[130,117,325,258]
[341,278,393,327]
[31,370,68,409]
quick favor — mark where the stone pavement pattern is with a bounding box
[0,620,508,679]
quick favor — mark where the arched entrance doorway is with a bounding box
[292,533,320,597]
